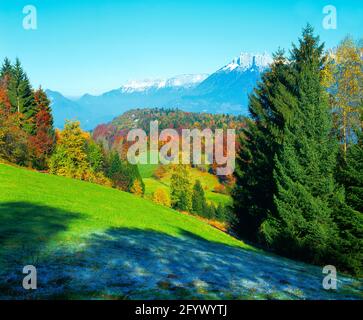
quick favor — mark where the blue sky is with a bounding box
[0,0,362,96]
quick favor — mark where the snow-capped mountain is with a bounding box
[121,74,209,93]
[220,52,272,73]
[47,52,272,130]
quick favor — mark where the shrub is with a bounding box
[152,188,171,207]
[130,179,144,196]
[153,165,168,180]
[213,184,227,195]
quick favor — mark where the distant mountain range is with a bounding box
[47,52,272,130]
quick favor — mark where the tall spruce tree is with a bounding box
[192,180,207,215]
[232,50,296,242]
[339,115,363,213]
[7,59,36,133]
[106,151,144,193]
[333,117,363,275]
[261,26,340,263]
[0,58,13,80]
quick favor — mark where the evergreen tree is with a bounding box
[87,140,105,173]
[333,120,363,275]
[232,50,296,242]
[106,151,144,193]
[215,203,226,222]
[192,180,207,215]
[7,59,36,133]
[205,203,216,220]
[170,165,192,211]
[106,151,124,188]
[340,128,363,213]
[330,198,363,275]
[261,26,339,263]
[0,58,13,80]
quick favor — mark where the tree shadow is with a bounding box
[0,202,81,246]
[0,202,81,290]
[1,224,361,300]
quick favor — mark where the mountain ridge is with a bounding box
[47,52,272,130]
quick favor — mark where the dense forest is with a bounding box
[93,108,246,153]
[232,26,363,276]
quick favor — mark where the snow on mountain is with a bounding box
[220,52,273,73]
[48,52,272,130]
[121,74,209,93]
[165,74,209,87]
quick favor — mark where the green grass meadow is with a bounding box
[1,163,361,300]
[0,163,246,255]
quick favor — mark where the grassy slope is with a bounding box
[1,164,361,300]
[0,164,248,254]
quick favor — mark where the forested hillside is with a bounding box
[232,28,363,276]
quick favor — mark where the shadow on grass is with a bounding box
[1,222,361,300]
[0,201,81,247]
[0,201,81,281]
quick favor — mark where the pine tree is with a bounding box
[192,180,207,215]
[215,203,226,222]
[331,116,362,275]
[340,127,363,213]
[87,140,105,173]
[205,203,216,220]
[261,26,339,263]
[0,58,13,80]
[232,50,296,242]
[7,59,36,133]
[106,151,124,188]
[170,165,192,211]
[106,151,144,193]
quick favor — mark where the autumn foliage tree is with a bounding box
[0,58,55,168]
[28,88,55,169]
[330,37,363,155]
[0,61,29,165]
[152,188,171,207]
[49,121,90,178]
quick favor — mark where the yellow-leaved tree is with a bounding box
[331,37,363,155]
